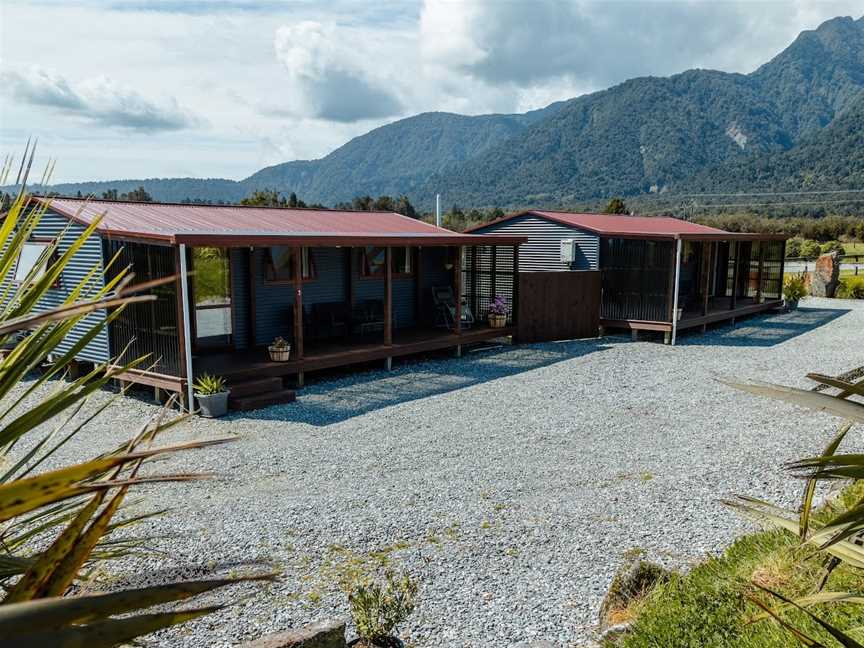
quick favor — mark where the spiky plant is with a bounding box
[0,151,268,646]
[724,371,864,647]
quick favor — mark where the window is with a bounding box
[192,247,232,348]
[361,246,413,277]
[14,241,57,285]
[265,246,315,282]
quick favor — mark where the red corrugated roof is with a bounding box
[37,197,462,241]
[527,211,728,236]
[466,210,787,241]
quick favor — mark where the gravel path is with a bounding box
[16,297,864,647]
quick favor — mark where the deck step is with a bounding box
[229,388,296,412]
[227,376,284,399]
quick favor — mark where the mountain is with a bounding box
[11,15,864,211]
[420,15,864,209]
[677,92,864,194]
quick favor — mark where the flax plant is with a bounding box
[724,373,864,647]
[0,151,268,646]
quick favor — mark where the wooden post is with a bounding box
[756,242,765,303]
[176,244,194,412]
[730,241,739,310]
[779,240,786,297]
[470,245,478,317]
[293,246,305,387]
[512,244,520,328]
[248,248,256,348]
[454,246,462,335]
[666,241,677,323]
[384,246,393,346]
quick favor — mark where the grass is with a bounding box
[617,482,864,648]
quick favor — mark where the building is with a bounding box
[468,211,787,343]
[10,198,525,409]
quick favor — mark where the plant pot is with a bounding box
[488,313,507,328]
[785,298,799,311]
[268,345,291,361]
[196,391,229,418]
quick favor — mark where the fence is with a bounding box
[516,271,601,343]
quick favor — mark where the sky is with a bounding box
[1,0,861,183]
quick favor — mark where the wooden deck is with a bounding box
[194,325,515,383]
[600,297,783,333]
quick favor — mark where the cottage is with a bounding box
[12,198,525,409]
[468,211,787,343]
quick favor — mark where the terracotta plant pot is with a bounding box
[268,345,291,361]
[488,313,507,328]
[196,391,229,418]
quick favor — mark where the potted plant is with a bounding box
[193,373,230,418]
[783,273,808,311]
[268,336,291,361]
[348,570,417,648]
[488,295,508,328]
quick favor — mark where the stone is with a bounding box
[241,619,346,648]
[598,557,671,632]
[811,251,841,298]
[513,642,557,648]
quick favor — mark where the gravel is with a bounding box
[14,297,864,647]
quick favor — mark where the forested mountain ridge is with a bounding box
[11,15,863,211]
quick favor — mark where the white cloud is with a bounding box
[1,64,201,132]
[272,21,403,122]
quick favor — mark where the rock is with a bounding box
[811,251,841,297]
[241,619,346,648]
[513,642,557,648]
[598,557,672,633]
[599,622,634,643]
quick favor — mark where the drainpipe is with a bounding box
[670,237,683,346]
[178,243,195,411]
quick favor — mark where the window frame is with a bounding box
[360,246,414,279]
[264,246,317,284]
[14,238,60,288]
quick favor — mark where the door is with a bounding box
[191,247,233,350]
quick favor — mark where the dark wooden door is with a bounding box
[517,271,601,343]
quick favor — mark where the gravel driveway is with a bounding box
[18,297,864,647]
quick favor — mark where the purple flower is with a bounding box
[489,295,509,316]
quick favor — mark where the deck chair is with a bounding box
[432,285,474,330]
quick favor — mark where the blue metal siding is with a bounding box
[473,214,599,271]
[230,249,250,349]
[0,209,110,362]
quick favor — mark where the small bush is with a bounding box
[799,240,823,259]
[784,237,804,258]
[783,274,808,302]
[348,570,417,646]
[820,240,846,255]
[837,275,864,299]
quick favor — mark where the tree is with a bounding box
[101,189,119,200]
[372,195,395,212]
[821,240,846,256]
[394,195,418,219]
[603,197,628,214]
[352,195,374,211]
[800,239,823,259]
[785,237,803,258]
[240,189,287,207]
[123,185,152,202]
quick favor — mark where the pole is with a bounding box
[436,194,441,228]
[178,244,195,412]
[670,238,682,347]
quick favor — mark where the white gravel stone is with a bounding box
[14,297,864,647]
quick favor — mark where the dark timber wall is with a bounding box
[516,271,600,342]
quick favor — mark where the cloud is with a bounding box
[1,65,201,132]
[272,21,403,123]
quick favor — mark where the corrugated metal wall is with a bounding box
[472,214,599,271]
[230,249,250,349]
[0,209,110,362]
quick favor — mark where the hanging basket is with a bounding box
[268,345,292,362]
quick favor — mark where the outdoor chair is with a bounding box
[432,285,474,330]
[351,299,396,336]
[308,302,350,340]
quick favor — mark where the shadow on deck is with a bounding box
[678,306,850,347]
[234,338,610,426]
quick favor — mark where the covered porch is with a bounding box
[599,233,787,343]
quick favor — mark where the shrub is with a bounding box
[784,237,804,258]
[799,239,823,259]
[837,275,864,299]
[820,240,846,255]
[782,274,808,302]
[348,570,418,646]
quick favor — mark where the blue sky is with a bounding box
[1,0,860,183]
